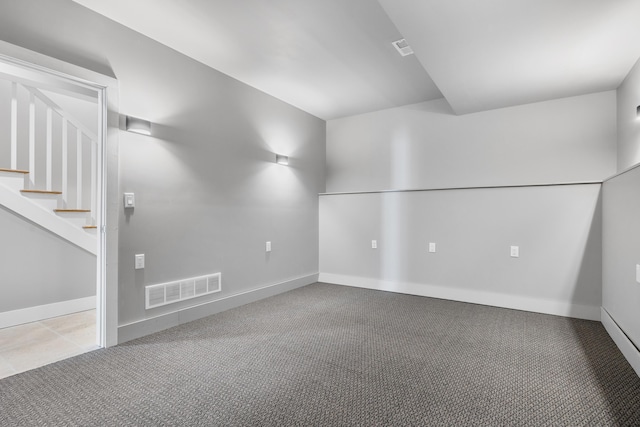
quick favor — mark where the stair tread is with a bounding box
[21,189,63,195]
[54,209,90,213]
[0,168,29,174]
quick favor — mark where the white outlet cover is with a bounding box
[371,240,377,249]
[135,254,145,269]
[510,246,519,258]
[124,192,135,208]
[266,241,271,252]
[636,264,640,283]
[429,242,436,253]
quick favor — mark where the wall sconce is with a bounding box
[275,154,289,165]
[126,116,152,135]
[637,105,640,119]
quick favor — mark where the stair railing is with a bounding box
[6,81,98,224]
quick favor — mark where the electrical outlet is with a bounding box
[135,254,145,269]
[429,242,436,253]
[636,264,640,284]
[510,246,519,258]
[371,240,377,249]
[266,241,271,252]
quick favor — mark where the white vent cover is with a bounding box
[145,273,221,310]
[392,39,414,57]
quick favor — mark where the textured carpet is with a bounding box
[1,283,639,426]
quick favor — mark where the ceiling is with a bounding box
[71,0,640,119]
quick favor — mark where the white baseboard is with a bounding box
[601,307,640,378]
[118,273,319,344]
[318,273,600,321]
[0,296,96,329]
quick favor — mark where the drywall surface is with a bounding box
[617,57,640,171]
[603,166,640,349]
[0,206,95,312]
[320,184,602,319]
[327,92,616,193]
[0,0,325,328]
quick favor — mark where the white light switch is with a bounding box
[124,193,135,208]
[135,254,145,269]
[429,242,436,253]
[266,241,271,252]
[371,240,377,249]
[510,246,519,258]
[636,264,640,283]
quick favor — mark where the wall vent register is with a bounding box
[145,272,221,309]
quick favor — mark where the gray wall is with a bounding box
[0,0,325,327]
[323,93,615,318]
[616,57,640,171]
[603,166,640,349]
[320,184,602,319]
[0,206,95,312]
[327,92,616,193]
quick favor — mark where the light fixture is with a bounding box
[126,116,151,135]
[637,105,640,119]
[275,154,289,165]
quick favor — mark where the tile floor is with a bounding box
[0,310,98,380]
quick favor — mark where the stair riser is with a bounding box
[55,212,90,227]
[21,194,61,211]
[0,172,27,192]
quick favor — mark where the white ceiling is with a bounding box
[72,0,640,119]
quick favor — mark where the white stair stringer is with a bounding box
[0,180,97,255]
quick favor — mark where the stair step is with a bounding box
[0,168,29,174]
[21,190,62,210]
[0,170,28,192]
[54,209,91,227]
[21,189,63,195]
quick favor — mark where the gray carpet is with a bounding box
[1,283,639,426]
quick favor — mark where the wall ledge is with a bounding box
[118,273,318,344]
[319,273,600,321]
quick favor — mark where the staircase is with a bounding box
[0,79,98,255]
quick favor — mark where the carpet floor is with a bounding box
[1,283,639,426]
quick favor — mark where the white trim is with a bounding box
[601,307,640,378]
[0,296,95,329]
[319,273,601,321]
[118,274,318,344]
[0,40,120,349]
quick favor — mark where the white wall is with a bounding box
[0,0,325,339]
[322,92,615,319]
[616,57,640,171]
[327,92,616,193]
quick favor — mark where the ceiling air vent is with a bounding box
[392,39,414,57]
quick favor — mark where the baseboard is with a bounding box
[118,273,319,344]
[0,296,96,329]
[318,273,600,321]
[601,307,640,378]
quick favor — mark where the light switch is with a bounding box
[124,193,135,208]
[135,254,145,269]
[510,246,519,258]
[429,242,436,253]
[266,241,271,252]
[371,240,377,249]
